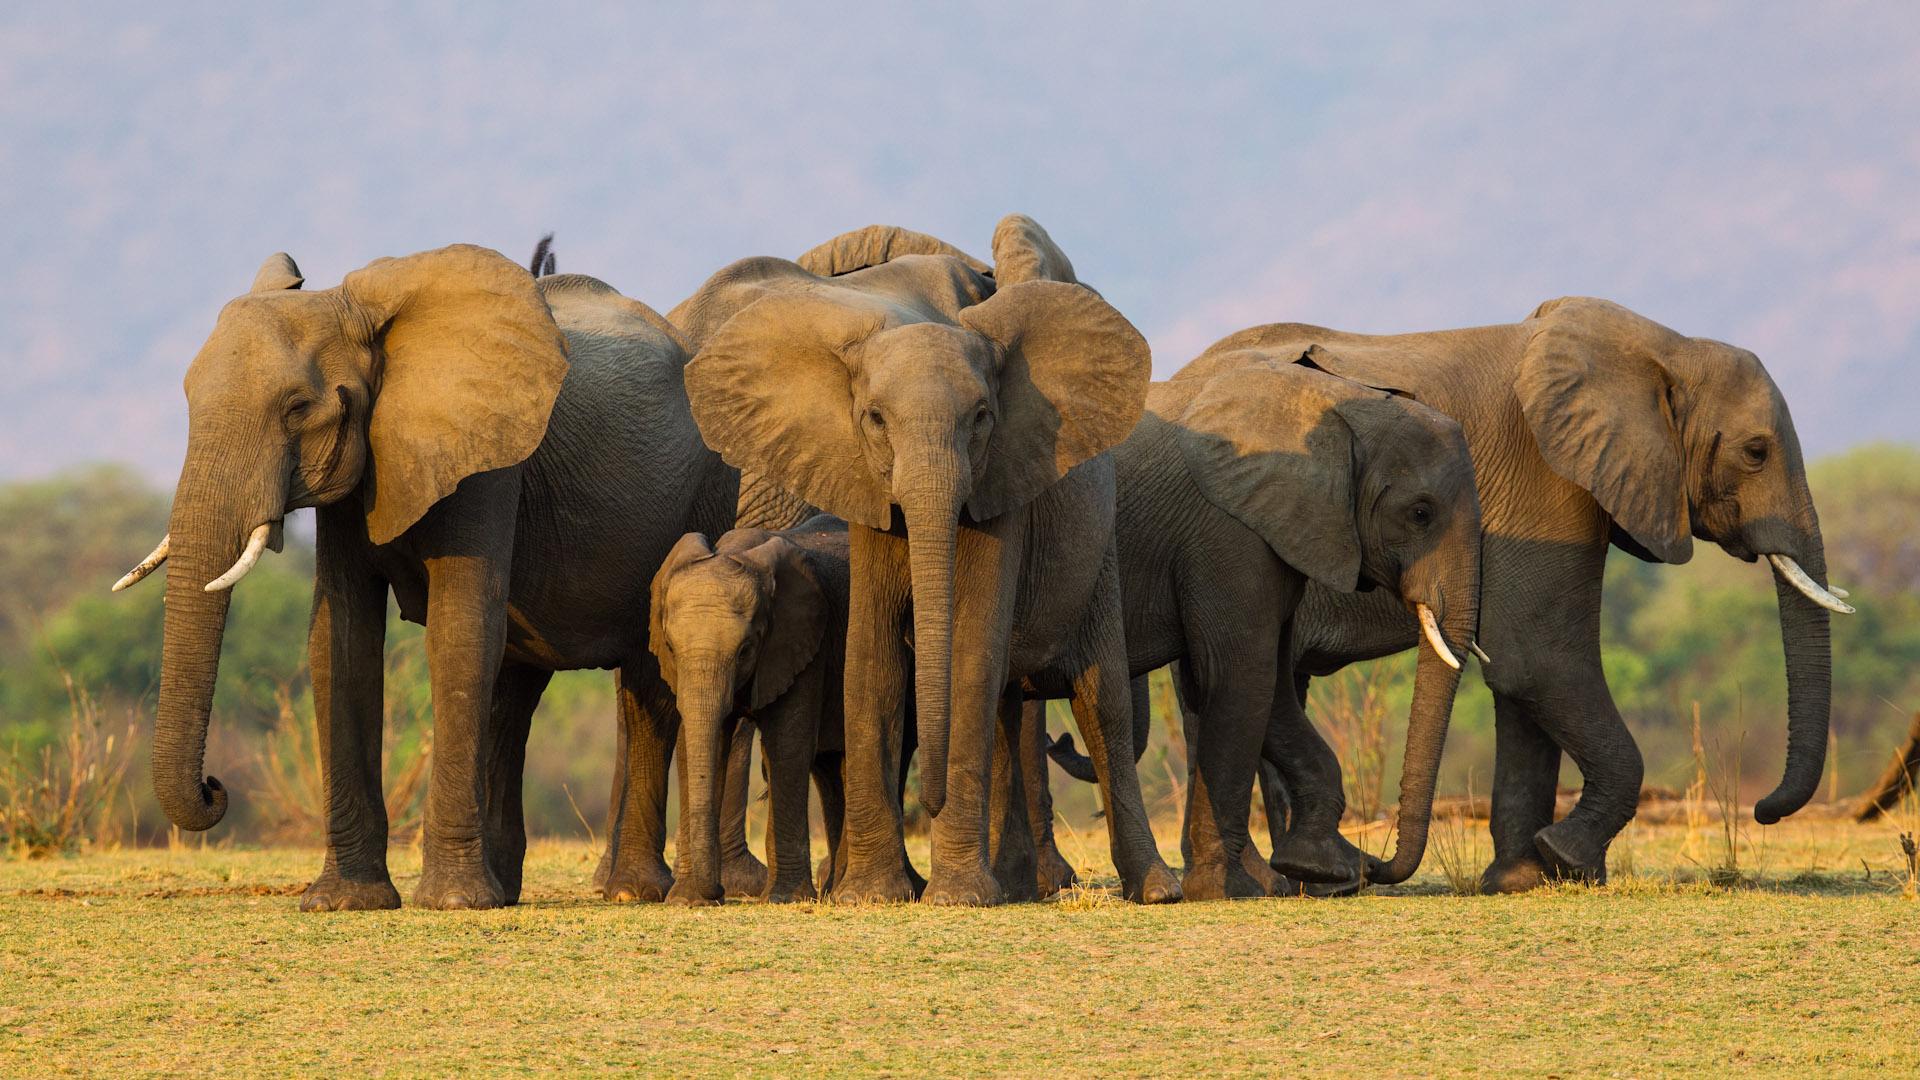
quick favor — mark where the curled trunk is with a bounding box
[152,486,240,830]
[1368,632,1467,884]
[1755,533,1833,825]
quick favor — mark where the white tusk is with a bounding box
[112,534,171,592]
[1469,640,1492,665]
[1766,554,1855,615]
[1829,585,1849,600]
[203,523,273,593]
[1417,604,1461,670]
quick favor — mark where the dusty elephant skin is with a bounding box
[1198,299,1845,892]
[1030,349,1482,899]
[648,516,920,905]
[680,217,1181,906]
[117,246,782,910]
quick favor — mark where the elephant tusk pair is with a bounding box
[1416,604,1461,671]
[111,534,171,592]
[204,523,274,592]
[1767,554,1855,615]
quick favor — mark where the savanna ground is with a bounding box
[4,809,1918,1076]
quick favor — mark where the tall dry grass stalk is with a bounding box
[1428,771,1483,896]
[0,671,138,857]
[1682,702,1710,868]
[1310,664,1392,824]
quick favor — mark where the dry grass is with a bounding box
[252,681,433,845]
[4,816,1919,1075]
[1310,664,1392,825]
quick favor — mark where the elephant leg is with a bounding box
[832,525,916,904]
[759,695,820,903]
[1526,663,1641,885]
[1260,671,1310,863]
[412,470,519,911]
[593,672,628,892]
[989,686,1040,902]
[300,502,398,912]
[923,524,1019,908]
[1173,661,1201,871]
[1481,693,1563,892]
[812,753,846,895]
[1181,668,1274,902]
[1265,654,1366,885]
[602,661,679,902]
[1024,699,1076,897]
[482,661,551,906]
[719,716,770,898]
[1062,553,1180,904]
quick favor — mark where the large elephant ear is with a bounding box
[343,245,570,545]
[728,535,828,711]
[1171,357,1365,591]
[956,280,1149,520]
[989,214,1085,289]
[648,532,716,691]
[684,291,897,530]
[1516,297,1692,564]
[796,224,990,278]
[251,252,304,292]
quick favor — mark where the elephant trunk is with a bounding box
[674,672,732,903]
[152,479,246,831]
[1755,522,1833,825]
[1370,524,1479,885]
[899,476,962,820]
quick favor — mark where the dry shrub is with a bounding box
[1,671,138,857]
[1428,771,1483,896]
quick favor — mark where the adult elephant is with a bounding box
[114,245,760,909]
[1025,346,1483,899]
[680,215,1181,905]
[1199,299,1850,891]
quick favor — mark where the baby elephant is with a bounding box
[650,517,852,904]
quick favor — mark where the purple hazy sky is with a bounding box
[3,4,1915,484]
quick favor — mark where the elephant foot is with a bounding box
[1179,856,1259,902]
[922,863,1005,907]
[414,866,506,911]
[1533,823,1608,885]
[830,861,917,905]
[299,873,401,912]
[1481,854,1552,894]
[666,877,724,907]
[1127,861,1184,904]
[1037,845,1077,899]
[1269,830,1366,885]
[603,860,674,903]
[721,851,769,899]
[763,877,819,904]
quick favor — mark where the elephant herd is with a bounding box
[112,214,1851,910]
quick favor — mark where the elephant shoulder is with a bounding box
[541,274,689,357]
[667,257,824,350]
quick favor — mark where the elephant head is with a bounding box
[113,245,569,831]
[1164,347,1482,883]
[648,529,827,904]
[683,228,1148,817]
[1513,297,1845,823]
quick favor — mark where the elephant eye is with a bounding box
[866,407,886,431]
[973,403,992,427]
[1410,503,1433,528]
[284,397,313,422]
[1742,438,1769,468]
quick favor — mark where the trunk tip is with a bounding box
[160,775,229,831]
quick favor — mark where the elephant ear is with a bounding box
[989,214,1086,290]
[1515,297,1692,564]
[251,252,304,292]
[1171,358,1365,591]
[685,290,898,530]
[729,536,828,711]
[956,280,1150,520]
[796,224,990,278]
[343,245,571,545]
[648,532,716,690]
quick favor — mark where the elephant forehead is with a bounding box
[189,293,349,389]
[858,323,995,389]
[667,560,762,612]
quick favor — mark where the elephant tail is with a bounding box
[529,233,557,277]
[1046,732,1100,784]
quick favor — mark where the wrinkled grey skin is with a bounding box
[126,246,769,910]
[1206,302,1838,891]
[1020,349,1482,900]
[677,217,1181,906]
